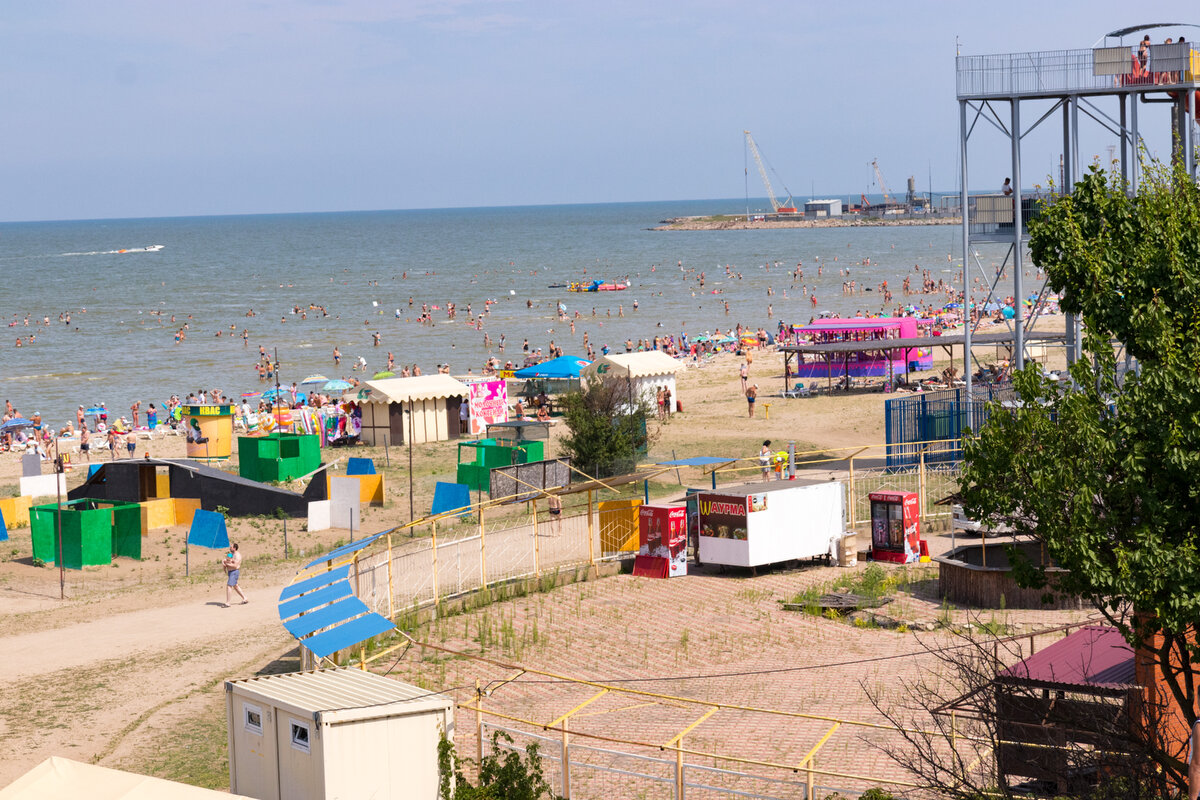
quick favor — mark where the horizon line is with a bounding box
[0,191,973,226]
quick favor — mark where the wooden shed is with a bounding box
[345,375,469,446]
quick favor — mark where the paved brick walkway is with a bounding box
[378,545,1096,799]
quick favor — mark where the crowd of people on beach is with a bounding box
[4,236,1068,445]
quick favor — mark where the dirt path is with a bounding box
[0,576,294,786]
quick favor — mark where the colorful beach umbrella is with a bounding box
[300,374,329,384]
[372,370,396,379]
[261,387,306,403]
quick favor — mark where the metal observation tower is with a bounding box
[956,24,1199,391]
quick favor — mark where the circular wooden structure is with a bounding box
[935,540,1083,610]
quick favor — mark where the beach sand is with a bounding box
[0,329,1075,787]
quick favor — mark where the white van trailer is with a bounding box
[696,479,844,568]
[226,668,454,800]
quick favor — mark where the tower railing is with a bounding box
[957,43,1198,99]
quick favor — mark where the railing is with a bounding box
[711,438,964,528]
[957,44,1199,98]
[351,502,601,619]
[967,194,1043,238]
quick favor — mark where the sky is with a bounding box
[1,1,1195,221]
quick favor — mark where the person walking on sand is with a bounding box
[740,360,749,393]
[223,543,247,606]
[746,384,758,418]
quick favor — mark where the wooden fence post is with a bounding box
[476,679,484,766]
[561,716,571,799]
[431,519,439,608]
[479,505,487,588]
[918,449,927,521]
[385,533,395,619]
[675,737,684,800]
[532,498,540,577]
[587,489,596,567]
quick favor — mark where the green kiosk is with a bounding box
[238,432,322,483]
[30,499,143,568]
[455,421,551,492]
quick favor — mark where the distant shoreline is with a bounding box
[653,215,962,231]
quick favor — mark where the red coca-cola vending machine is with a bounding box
[868,490,928,564]
[632,504,688,578]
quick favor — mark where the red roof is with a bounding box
[998,625,1136,694]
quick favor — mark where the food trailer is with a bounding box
[696,480,843,569]
[632,504,687,578]
[868,490,928,563]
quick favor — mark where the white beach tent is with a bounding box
[0,757,255,799]
[580,351,682,408]
[343,374,470,445]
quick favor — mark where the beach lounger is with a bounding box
[782,382,812,399]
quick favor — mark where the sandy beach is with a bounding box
[0,327,1077,790]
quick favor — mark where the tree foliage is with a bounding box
[438,729,559,800]
[960,159,1200,789]
[557,375,653,478]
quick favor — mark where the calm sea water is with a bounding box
[0,200,968,427]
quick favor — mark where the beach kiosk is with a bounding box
[696,480,843,569]
[181,403,234,461]
[346,375,469,446]
[868,490,928,563]
[633,503,687,578]
[455,428,545,492]
[581,351,681,408]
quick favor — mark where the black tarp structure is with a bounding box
[68,458,326,518]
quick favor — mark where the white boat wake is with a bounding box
[60,245,165,256]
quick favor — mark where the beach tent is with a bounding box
[344,375,469,446]
[512,355,591,379]
[0,756,256,799]
[581,351,682,408]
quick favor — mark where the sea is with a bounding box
[0,199,973,428]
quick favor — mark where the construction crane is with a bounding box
[870,159,893,205]
[744,130,797,213]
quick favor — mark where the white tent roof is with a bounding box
[582,351,682,379]
[0,757,255,800]
[343,374,469,404]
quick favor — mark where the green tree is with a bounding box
[960,158,1200,792]
[558,375,653,479]
[438,730,560,800]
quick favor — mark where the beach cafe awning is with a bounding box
[342,374,470,404]
[513,355,591,380]
[583,351,682,379]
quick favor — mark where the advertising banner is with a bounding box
[696,493,749,541]
[468,379,508,435]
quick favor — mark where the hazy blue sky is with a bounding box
[1,1,1194,221]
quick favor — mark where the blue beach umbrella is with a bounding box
[322,379,353,392]
[513,355,591,380]
[262,387,307,403]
